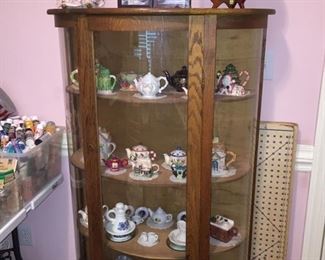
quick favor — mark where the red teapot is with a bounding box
[103,156,128,172]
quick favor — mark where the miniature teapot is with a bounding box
[163,66,188,92]
[99,127,116,163]
[148,207,173,224]
[211,137,236,173]
[126,144,156,162]
[118,72,138,91]
[96,64,117,95]
[164,147,187,167]
[102,156,128,172]
[105,203,134,233]
[133,72,168,98]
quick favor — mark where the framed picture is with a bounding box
[118,0,153,7]
[153,0,190,8]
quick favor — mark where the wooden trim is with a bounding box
[48,8,275,16]
[217,15,268,29]
[186,15,216,260]
[302,61,325,260]
[77,16,104,260]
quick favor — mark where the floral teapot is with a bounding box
[133,72,168,98]
[163,147,187,167]
[126,144,156,162]
[211,137,236,173]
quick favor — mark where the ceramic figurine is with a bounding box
[137,232,159,247]
[216,64,250,96]
[99,127,116,163]
[102,156,128,174]
[126,144,159,180]
[57,0,105,8]
[118,72,138,91]
[211,0,245,8]
[211,137,237,177]
[96,63,117,95]
[133,72,168,99]
[210,215,238,243]
[146,207,174,229]
[163,66,188,92]
[168,220,186,251]
[163,147,187,168]
[132,206,149,224]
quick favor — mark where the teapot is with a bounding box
[164,147,187,167]
[118,72,138,91]
[99,127,116,163]
[126,144,156,162]
[148,207,173,225]
[102,156,128,172]
[163,66,188,92]
[133,72,168,98]
[96,63,117,95]
[211,137,236,173]
[105,202,134,233]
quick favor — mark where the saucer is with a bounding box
[133,93,167,100]
[161,162,171,171]
[168,229,186,246]
[167,239,186,252]
[211,167,236,178]
[107,230,135,243]
[103,168,127,176]
[129,171,159,181]
[105,220,136,236]
[97,91,117,96]
[146,217,174,230]
[169,175,186,183]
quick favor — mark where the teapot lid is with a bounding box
[132,144,148,152]
[170,147,186,157]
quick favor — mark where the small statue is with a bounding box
[57,0,105,8]
[211,0,245,9]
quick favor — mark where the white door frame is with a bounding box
[302,60,325,260]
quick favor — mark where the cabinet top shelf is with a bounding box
[47,8,275,16]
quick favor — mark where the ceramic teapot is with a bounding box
[148,207,173,225]
[211,137,236,172]
[164,147,187,167]
[133,72,168,98]
[102,156,128,172]
[105,203,134,233]
[163,66,188,92]
[99,127,116,163]
[96,64,117,95]
[126,144,156,162]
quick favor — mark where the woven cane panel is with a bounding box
[250,122,297,260]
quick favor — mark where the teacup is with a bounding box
[137,231,159,247]
[131,215,144,225]
[135,206,149,219]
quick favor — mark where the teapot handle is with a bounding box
[158,76,168,93]
[106,209,116,222]
[70,69,79,86]
[166,214,173,223]
[226,151,237,168]
[110,75,117,88]
[106,142,117,158]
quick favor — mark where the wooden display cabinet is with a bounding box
[48,8,275,260]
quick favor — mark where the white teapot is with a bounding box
[105,203,134,234]
[133,72,168,98]
[148,207,173,225]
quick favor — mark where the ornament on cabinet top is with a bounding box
[211,0,245,9]
[163,66,188,93]
[211,137,237,178]
[215,64,250,97]
[133,72,168,99]
[57,0,105,8]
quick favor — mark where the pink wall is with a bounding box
[0,1,324,260]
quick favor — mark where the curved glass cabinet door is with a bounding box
[48,8,275,260]
[210,28,265,259]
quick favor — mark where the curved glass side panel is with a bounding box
[210,28,264,259]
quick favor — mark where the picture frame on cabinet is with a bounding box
[118,0,153,7]
[153,0,190,7]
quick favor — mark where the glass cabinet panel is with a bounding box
[210,28,264,259]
